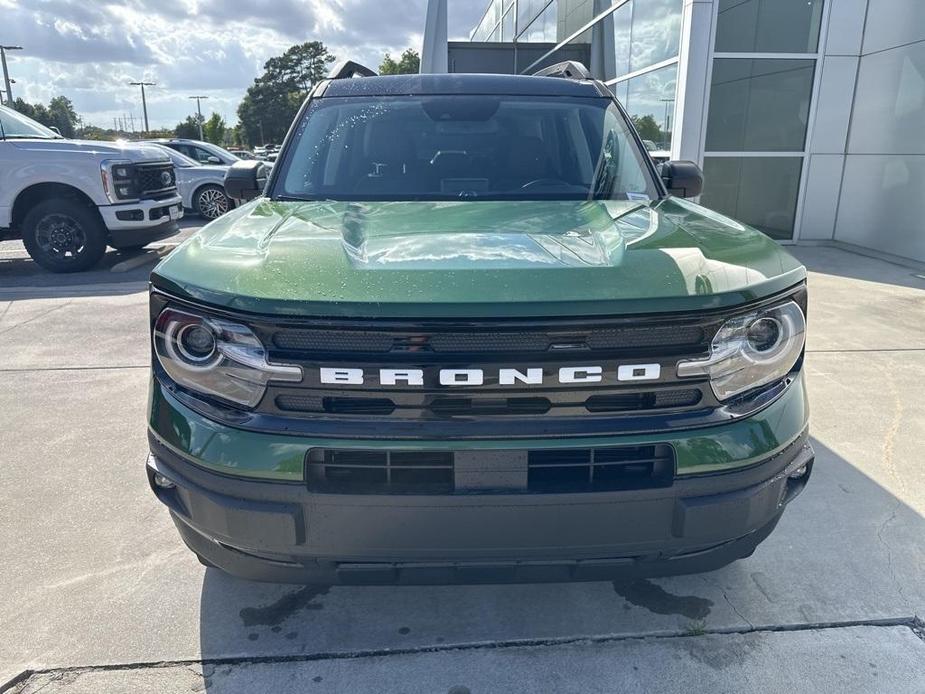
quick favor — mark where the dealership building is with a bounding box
[422,0,925,263]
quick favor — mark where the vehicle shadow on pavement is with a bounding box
[192,438,925,692]
[0,218,201,296]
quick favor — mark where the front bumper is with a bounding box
[99,195,184,233]
[147,429,813,585]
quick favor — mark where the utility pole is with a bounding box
[1,45,23,105]
[188,95,208,140]
[129,81,155,133]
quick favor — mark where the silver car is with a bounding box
[143,143,233,220]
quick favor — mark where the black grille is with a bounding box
[307,450,454,494]
[275,388,702,418]
[136,164,177,198]
[270,322,707,356]
[306,445,675,495]
[528,445,674,493]
[585,389,702,412]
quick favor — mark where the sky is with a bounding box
[0,0,486,130]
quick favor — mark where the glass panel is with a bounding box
[624,63,677,152]
[518,0,553,38]
[630,0,683,72]
[523,1,558,43]
[701,157,804,239]
[472,0,503,41]
[612,1,632,78]
[705,58,815,152]
[715,0,824,53]
[502,5,516,41]
[612,81,629,106]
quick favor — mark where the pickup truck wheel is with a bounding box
[22,199,107,273]
[195,185,230,220]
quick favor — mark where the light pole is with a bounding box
[1,45,23,105]
[188,95,208,140]
[129,80,155,133]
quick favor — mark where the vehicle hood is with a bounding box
[11,138,170,163]
[152,197,805,318]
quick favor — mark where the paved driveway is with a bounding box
[1,237,924,693]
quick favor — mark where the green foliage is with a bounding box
[10,95,80,137]
[175,114,202,139]
[236,41,335,146]
[631,114,664,145]
[379,49,420,75]
[202,112,226,144]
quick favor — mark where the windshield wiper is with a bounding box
[2,134,57,140]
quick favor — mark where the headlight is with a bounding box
[677,300,806,401]
[100,160,138,202]
[153,308,302,407]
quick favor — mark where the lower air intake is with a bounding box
[306,445,675,495]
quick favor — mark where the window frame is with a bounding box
[695,0,832,243]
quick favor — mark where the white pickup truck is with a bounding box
[0,105,183,272]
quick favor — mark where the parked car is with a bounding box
[147,63,812,585]
[228,149,258,160]
[642,139,671,164]
[142,143,233,220]
[0,105,182,272]
[148,138,240,167]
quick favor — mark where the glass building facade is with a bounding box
[430,0,924,259]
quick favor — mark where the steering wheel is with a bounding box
[520,178,569,189]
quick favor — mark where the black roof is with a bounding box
[321,73,607,98]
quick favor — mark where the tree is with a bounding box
[11,99,50,129]
[202,112,226,145]
[47,96,79,138]
[379,48,420,75]
[175,114,202,139]
[237,41,335,146]
[631,114,663,145]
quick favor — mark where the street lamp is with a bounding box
[1,45,23,105]
[129,80,156,133]
[188,95,208,140]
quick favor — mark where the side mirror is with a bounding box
[206,155,222,165]
[657,160,703,198]
[224,160,268,202]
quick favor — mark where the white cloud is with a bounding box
[4,0,487,128]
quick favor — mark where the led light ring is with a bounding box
[162,317,222,372]
[742,315,788,363]
[175,323,218,364]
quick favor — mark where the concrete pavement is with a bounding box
[1,241,924,692]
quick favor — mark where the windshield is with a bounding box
[276,95,658,202]
[0,106,62,140]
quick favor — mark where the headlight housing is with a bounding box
[100,160,139,202]
[153,308,302,408]
[677,300,806,402]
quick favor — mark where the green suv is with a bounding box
[146,62,813,584]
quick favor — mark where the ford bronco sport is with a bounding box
[146,62,813,584]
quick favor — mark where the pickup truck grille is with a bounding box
[136,163,177,199]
